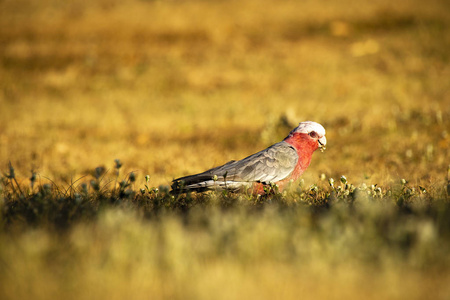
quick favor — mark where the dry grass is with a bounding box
[2,199,450,300]
[1,0,448,188]
[1,0,450,299]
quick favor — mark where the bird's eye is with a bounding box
[309,131,318,138]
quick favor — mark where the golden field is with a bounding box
[0,0,448,187]
[0,0,449,299]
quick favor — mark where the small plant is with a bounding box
[327,175,356,202]
[141,175,159,196]
[4,162,24,199]
[114,159,122,173]
[29,171,36,190]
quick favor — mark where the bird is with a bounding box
[171,121,326,194]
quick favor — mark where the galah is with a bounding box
[171,121,326,194]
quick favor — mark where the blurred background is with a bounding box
[1,1,450,299]
[0,0,449,187]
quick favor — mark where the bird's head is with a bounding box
[285,121,327,152]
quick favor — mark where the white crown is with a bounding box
[290,121,326,136]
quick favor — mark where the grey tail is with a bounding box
[171,172,216,193]
[171,160,240,194]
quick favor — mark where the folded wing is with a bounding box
[171,141,298,192]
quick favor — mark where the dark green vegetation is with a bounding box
[1,162,450,299]
[2,161,449,231]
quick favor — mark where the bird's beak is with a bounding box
[318,136,327,152]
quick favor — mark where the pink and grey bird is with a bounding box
[171,121,326,194]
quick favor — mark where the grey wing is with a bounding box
[218,141,298,183]
[171,141,298,192]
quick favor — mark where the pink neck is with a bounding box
[283,132,318,180]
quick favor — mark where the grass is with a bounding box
[1,0,450,298]
[1,167,450,299]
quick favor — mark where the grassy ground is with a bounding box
[1,0,450,299]
[1,172,450,300]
